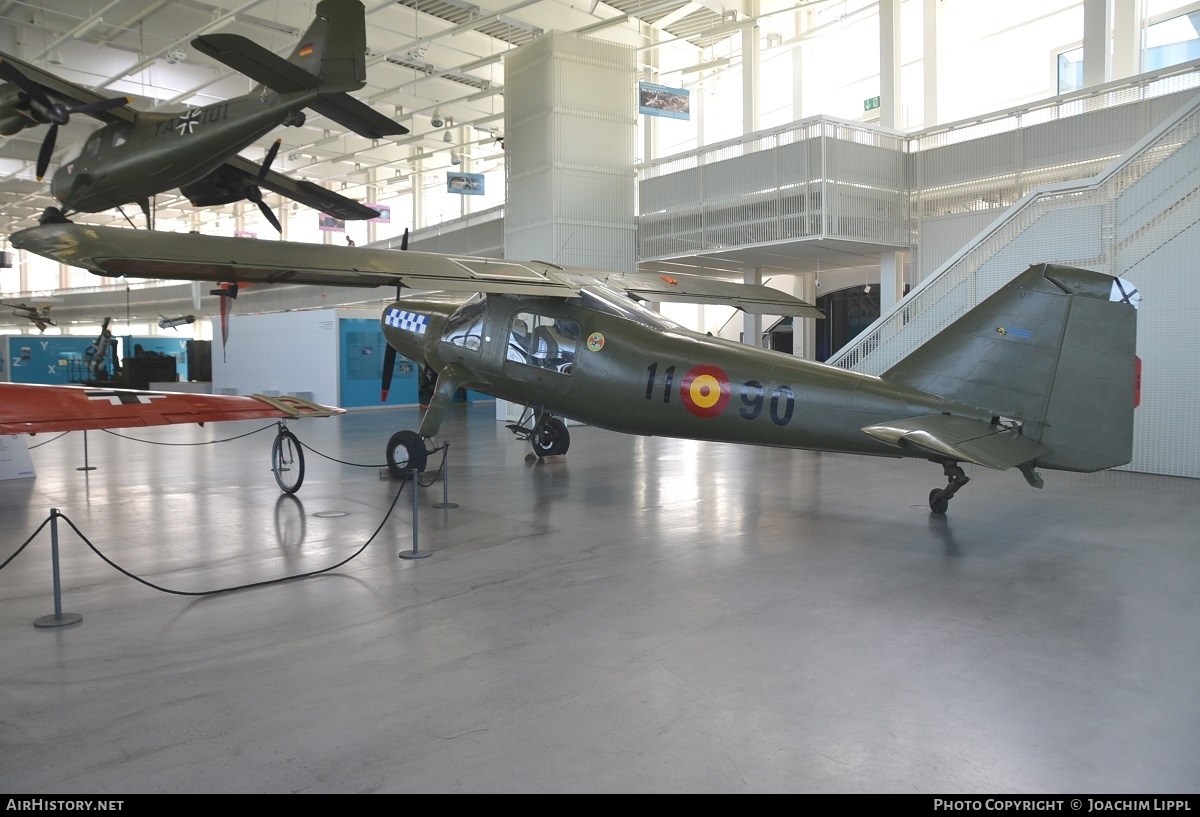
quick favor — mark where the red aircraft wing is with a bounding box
[0,383,344,435]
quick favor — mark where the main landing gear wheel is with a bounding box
[531,417,570,458]
[272,428,305,494]
[386,430,427,479]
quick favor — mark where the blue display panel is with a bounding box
[123,336,189,381]
[7,336,104,384]
[339,318,419,407]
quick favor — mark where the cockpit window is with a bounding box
[507,311,580,374]
[441,296,486,351]
[83,135,102,157]
[111,127,130,148]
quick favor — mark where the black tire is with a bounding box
[386,430,427,479]
[531,417,570,458]
[272,429,305,494]
[928,488,949,515]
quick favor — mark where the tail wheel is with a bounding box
[386,430,427,479]
[531,417,570,458]
[928,488,949,515]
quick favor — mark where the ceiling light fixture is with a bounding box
[430,110,444,128]
[443,129,453,143]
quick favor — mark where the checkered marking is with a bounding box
[385,308,429,334]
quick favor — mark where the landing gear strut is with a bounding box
[506,408,571,459]
[928,461,970,515]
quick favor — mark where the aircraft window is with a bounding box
[452,258,549,282]
[508,312,579,374]
[579,285,678,332]
[111,127,129,148]
[441,297,486,350]
[84,135,102,157]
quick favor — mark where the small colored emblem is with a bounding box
[587,332,605,352]
[680,364,731,419]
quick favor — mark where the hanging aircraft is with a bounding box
[0,0,405,231]
[10,222,1142,514]
[158,314,197,331]
[2,300,56,332]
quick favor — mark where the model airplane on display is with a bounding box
[2,300,56,332]
[0,0,404,230]
[158,314,197,330]
[11,223,1142,514]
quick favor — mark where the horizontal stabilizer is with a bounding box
[861,414,1049,470]
[307,93,410,138]
[605,271,824,318]
[193,34,321,93]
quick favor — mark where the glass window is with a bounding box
[506,311,579,374]
[1058,46,1084,94]
[441,296,486,350]
[1145,11,1200,71]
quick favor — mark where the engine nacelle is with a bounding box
[0,83,36,136]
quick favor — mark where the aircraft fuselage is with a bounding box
[382,292,986,459]
[50,89,314,213]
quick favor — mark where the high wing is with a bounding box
[0,50,136,126]
[11,223,824,318]
[0,382,344,435]
[222,155,381,220]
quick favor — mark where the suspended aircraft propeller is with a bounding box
[245,138,283,232]
[0,58,130,181]
[380,227,410,401]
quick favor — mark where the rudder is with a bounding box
[882,263,1139,473]
[287,0,366,92]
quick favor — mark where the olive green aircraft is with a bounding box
[11,222,1141,514]
[0,0,404,231]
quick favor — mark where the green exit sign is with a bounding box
[864,96,880,112]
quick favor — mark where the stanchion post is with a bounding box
[34,509,82,628]
[399,468,431,560]
[432,442,459,509]
[77,430,96,472]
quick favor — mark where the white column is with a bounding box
[796,275,817,361]
[1083,0,1111,87]
[922,0,939,127]
[413,157,425,230]
[879,0,902,129]
[880,251,904,314]
[742,21,760,134]
[504,32,636,272]
[743,267,762,347]
[1111,0,1139,81]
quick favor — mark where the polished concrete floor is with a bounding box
[1,401,1198,794]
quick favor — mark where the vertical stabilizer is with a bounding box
[287,0,366,92]
[882,263,1139,472]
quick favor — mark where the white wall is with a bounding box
[211,309,342,407]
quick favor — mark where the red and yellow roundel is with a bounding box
[680,365,731,418]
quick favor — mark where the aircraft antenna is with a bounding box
[552,232,575,265]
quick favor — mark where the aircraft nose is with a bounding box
[383,305,431,337]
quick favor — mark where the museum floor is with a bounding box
[2,402,1198,795]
